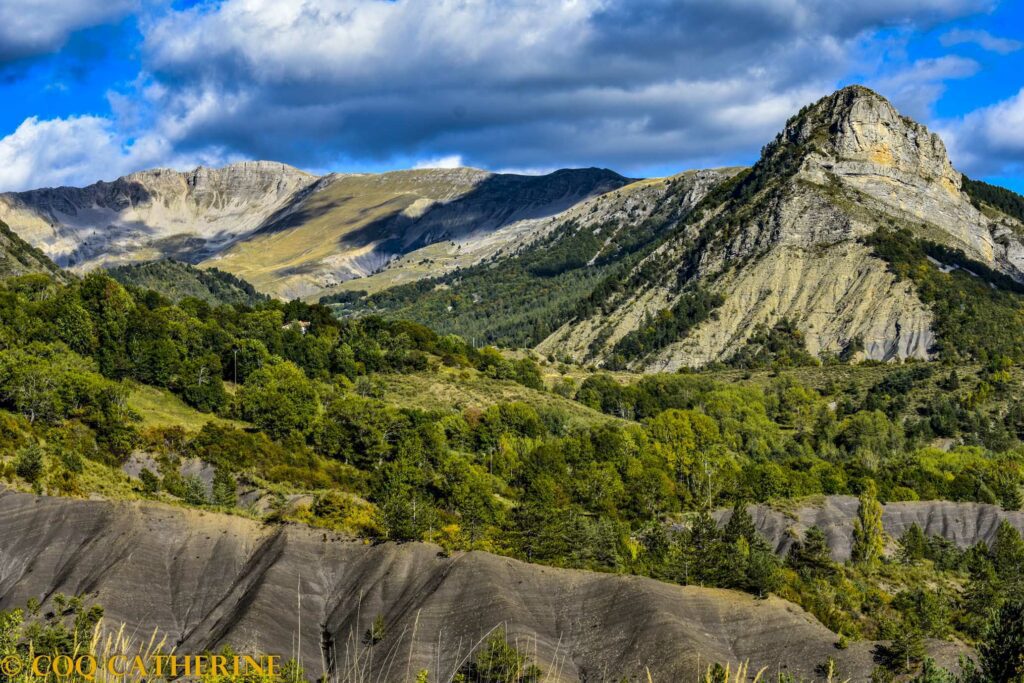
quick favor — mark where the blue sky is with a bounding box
[0,0,1022,192]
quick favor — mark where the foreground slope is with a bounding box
[0,488,958,681]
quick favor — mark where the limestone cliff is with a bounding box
[0,162,317,272]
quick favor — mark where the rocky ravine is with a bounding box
[0,489,977,682]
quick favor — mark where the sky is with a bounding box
[0,0,1022,193]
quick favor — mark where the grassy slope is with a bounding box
[376,366,621,426]
[202,171,484,299]
[128,384,246,431]
[320,174,687,300]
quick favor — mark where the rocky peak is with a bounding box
[781,85,961,196]
[740,85,1009,276]
[121,161,316,205]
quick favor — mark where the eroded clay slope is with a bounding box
[0,489,902,681]
[716,495,1024,562]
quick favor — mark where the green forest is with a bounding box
[5,262,1024,680]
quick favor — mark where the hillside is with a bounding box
[7,86,1024,682]
[0,164,628,300]
[0,218,68,281]
[352,87,1024,372]
[0,161,315,270]
[550,86,1024,370]
[0,488,965,682]
[345,169,737,347]
[108,259,269,306]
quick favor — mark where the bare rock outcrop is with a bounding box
[0,161,317,271]
[0,165,627,300]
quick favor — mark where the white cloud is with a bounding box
[0,0,137,63]
[940,28,1022,54]
[0,0,1002,189]
[0,114,236,192]
[413,155,465,170]
[0,116,133,190]
[868,55,979,119]
[939,87,1024,176]
[123,0,993,175]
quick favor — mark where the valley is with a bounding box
[4,86,1024,682]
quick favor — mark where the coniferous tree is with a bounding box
[991,520,1024,584]
[899,523,928,564]
[212,468,237,508]
[788,526,834,577]
[978,598,1024,683]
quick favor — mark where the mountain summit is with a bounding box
[525,86,1024,369]
[330,87,1024,370]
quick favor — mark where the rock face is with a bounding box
[211,166,627,299]
[0,489,960,682]
[532,169,744,361]
[0,165,627,300]
[0,219,68,281]
[542,86,1024,369]
[795,87,1020,276]
[0,162,316,271]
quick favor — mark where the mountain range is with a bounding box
[6,85,1024,681]
[0,163,627,300]
[4,86,1023,373]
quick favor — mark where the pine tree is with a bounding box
[898,523,928,564]
[139,468,160,495]
[212,468,237,508]
[979,598,1024,683]
[14,444,44,484]
[788,526,834,577]
[181,474,208,506]
[722,501,757,544]
[991,520,1024,583]
[686,509,725,587]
